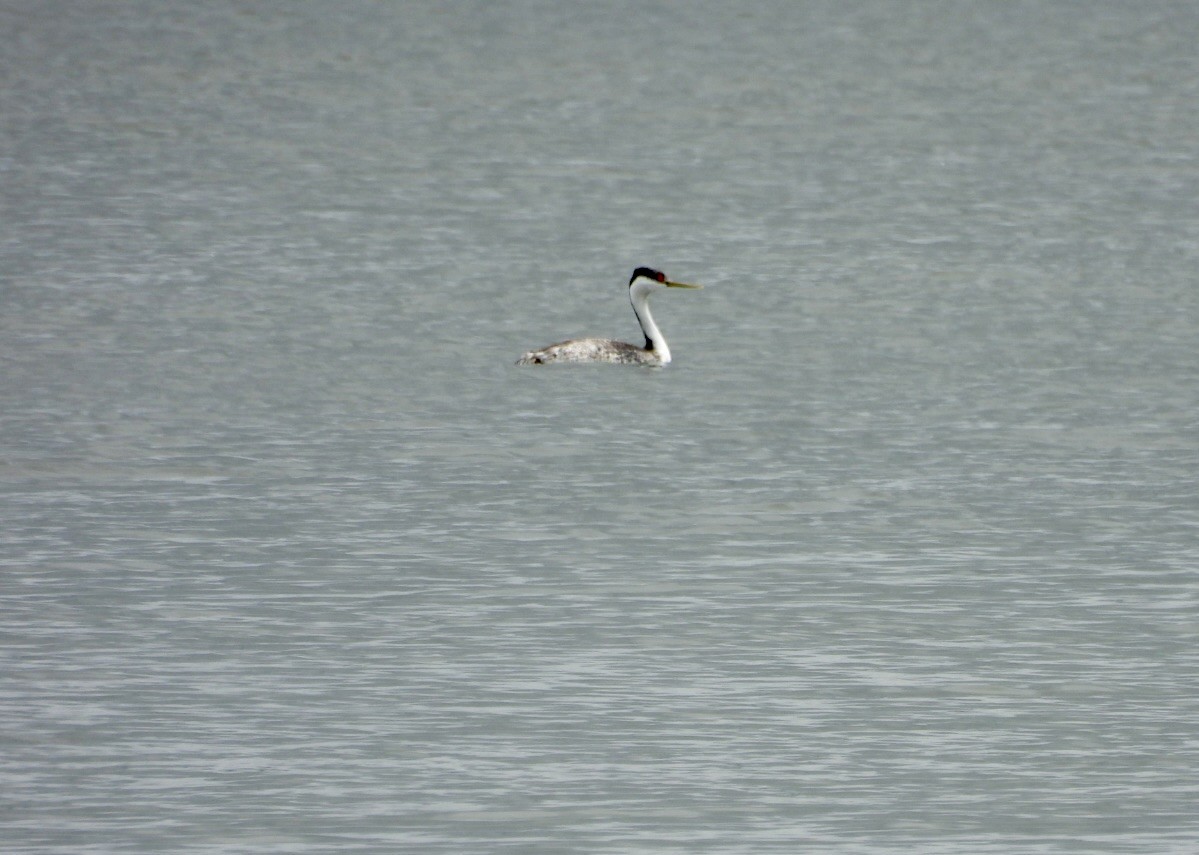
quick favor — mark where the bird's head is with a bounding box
[628,267,702,291]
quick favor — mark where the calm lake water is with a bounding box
[3,2,1197,852]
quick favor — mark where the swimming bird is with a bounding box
[517,267,701,365]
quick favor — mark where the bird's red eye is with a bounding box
[656,272,666,282]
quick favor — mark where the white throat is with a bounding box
[630,279,671,364]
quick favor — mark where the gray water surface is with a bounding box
[3,2,1197,852]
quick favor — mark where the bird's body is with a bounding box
[517,267,701,366]
[517,337,661,365]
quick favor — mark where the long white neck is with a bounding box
[630,279,671,364]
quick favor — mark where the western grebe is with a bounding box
[517,267,702,366]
